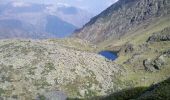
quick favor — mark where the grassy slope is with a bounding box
[66,15,170,99]
[86,15,170,99]
[98,15,170,49]
[48,38,97,52]
[137,78,170,100]
[116,16,170,87]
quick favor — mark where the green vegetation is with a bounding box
[102,87,147,100]
[44,63,55,71]
[0,88,5,96]
[62,73,99,98]
[41,62,55,75]
[67,78,170,100]
[137,78,170,100]
[38,94,46,100]
[87,14,170,100]
[49,38,97,52]
[33,77,51,89]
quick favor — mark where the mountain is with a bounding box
[73,0,170,99]
[0,1,92,38]
[47,4,93,27]
[74,0,170,43]
[0,18,56,39]
[0,0,170,99]
[46,15,77,38]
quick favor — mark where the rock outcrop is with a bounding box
[143,55,166,72]
[147,27,170,42]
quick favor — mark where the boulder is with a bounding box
[153,55,165,70]
[143,55,166,72]
[36,91,67,100]
[163,49,170,57]
[143,59,156,72]
[121,43,134,54]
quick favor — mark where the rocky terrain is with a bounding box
[74,0,170,44]
[73,0,170,99]
[0,39,123,99]
[0,0,170,100]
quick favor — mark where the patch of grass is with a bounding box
[49,38,96,52]
[45,62,55,70]
[85,89,97,98]
[0,88,5,96]
[103,87,148,100]
[41,62,55,75]
[67,87,148,100]
[62,74,99,98]
[38,94,46,100]
[137,78,170,100]
[33,77,51,89]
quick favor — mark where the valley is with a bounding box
[0,0,170,100]
[0,1,93,38]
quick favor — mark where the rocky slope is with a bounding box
[74,0,170,44]
[73,0,170,99]
[108,27,170,100]
[0,39,123,99]
[69,22,170,100]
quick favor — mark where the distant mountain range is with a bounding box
[0,1,93,38]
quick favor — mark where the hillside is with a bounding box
[73,0,170,99]
[0,39,124,99]
[74,0,170,44]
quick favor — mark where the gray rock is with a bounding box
[153,55,165,70]
[143,59,156,72]
[163,49,170,57]
[121,43,134,54]
[143,55,166,72]
[147,34,170,42]
[37,91,67,100]
[147,27,170,42]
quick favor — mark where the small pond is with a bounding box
[99,51,118,61]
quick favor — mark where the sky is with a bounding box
[0,0,118,14]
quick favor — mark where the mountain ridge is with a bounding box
[74,0,170,44]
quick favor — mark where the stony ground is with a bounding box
[0,39,123,100]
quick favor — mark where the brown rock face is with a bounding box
[73,0,170,44]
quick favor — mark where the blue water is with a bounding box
[99,51,118,61]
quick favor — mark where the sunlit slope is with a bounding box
[109,16,170,95]
[0,39,123,99]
